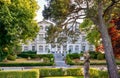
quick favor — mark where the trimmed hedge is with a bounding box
[21,51,37,54]
[65,68,83,76]
[40,68,64,77]
[39,68,113,78]
[90,68,108,78]
[0,69,39,78]
[18,54,54,59]
[39,68,82,77]
[67,53,80,59]
[0,62,54,67]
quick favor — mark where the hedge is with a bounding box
[39,68,115,78]
[18,54,54,59]
[90,68,108,78]
[0,69,39,78]
[40,68,64,77]
[0,62,54,67]
[21,51,37,54]
[39,68,83,77]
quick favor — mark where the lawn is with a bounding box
[44,76,83,78]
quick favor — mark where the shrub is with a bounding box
[7,54,16,61]
[0,69,39,78]
[40,68,64,77]
[68,53,80,59]
[0,62,54,67]
[65,68,83,76]
[90,68,108,78]
[17,54,38,58]
[21,51,37,54]
[39,68,83,77]
[89,52,98,59]
[17,54,54,62]
[65,55,74,65]
[97,53,105,60]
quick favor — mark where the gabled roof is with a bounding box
[38,20,54,25]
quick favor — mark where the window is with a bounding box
[40,26,44,30]
[69,45,73,52]
[32,46,35,51]
[89,45,94,51]
[39,34,44,41]
[75,45,79,51]
[82,36,86,42]
[24,46,28,51]
[63,45,67,51]
[45,26,48,31]
[82,46,85,51]
[39,45,43,52]
[45,45,49,52]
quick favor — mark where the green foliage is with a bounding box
[18,53,54,59]
[21,51,37,54]
[65,54,74,65]
[97,53,105,60]
[67,53,80,59]
[89,51,105,60]
[0,62,54,67]
[66,68,83,76]
[39,68,82,77]
[7,54,16,61]
[90,68,108,78]
[80,18,100,47]
[0,69,39,78]
[43,0,70,22]
[0,0,39,61]
[40,68,64,77]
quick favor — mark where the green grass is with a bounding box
[44,76,83,78]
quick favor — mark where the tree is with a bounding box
[43,0,120,77]
[109,17,120,58]
[0,0,39,61]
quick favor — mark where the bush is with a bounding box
[66,68,83,76]
[65,55,74,65]
[97,53,105,60]
[89,52,98,59]
[68,53,80,59]
[90,68,108,78]
[0,62,54,67]
[0,69,39,78]
[21,51,37,54]
[17,54,38,58]
[40,68,64,77]
[7,54,16,61]
[39,68,82,77]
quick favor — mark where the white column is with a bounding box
[61,45,63,53]
[36,44,39,54]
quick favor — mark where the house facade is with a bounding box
[22,20,94,54]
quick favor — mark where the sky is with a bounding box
[35,0,47,22]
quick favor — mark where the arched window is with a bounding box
[75,45,79,51]
[39,45,43,52]
[24,46,28,51]
[69,45,73,52]
[40,26,43,30]
[45,45,49,52]
[89,45,94,51]
[82,46,86,51]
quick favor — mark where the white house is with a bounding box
[22,20,94,54]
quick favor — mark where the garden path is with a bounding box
[54,53,69,67]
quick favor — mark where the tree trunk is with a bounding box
[84,51,90,78]
[98,2,119,78]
